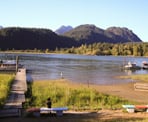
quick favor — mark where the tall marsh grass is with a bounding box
[29,79,132,110]
[0,74,14,108]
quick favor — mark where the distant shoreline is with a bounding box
[0,51,52,55]
[1,51,148,58]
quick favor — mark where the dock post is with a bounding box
[16,56,19,72]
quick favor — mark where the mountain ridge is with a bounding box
[0,25,143,50]
[63,24,142,44]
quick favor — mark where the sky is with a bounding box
[0,0,148,41]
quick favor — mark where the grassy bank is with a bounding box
[25,79,134,110]
[0,74,15,108]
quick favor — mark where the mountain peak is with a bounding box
[0,26,3,29]
[55,25,73,35]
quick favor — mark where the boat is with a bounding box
[142,61,148,69]
[0,60,23,71]
[124,61,141,70]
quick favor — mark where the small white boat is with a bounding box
[124,61,141,70]
[142,61,148,69]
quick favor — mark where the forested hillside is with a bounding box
[0,27,78,50]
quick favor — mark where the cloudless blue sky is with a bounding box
[0,0,148,41]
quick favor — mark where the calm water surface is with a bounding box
[1,53,148,84]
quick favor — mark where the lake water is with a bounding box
[1,53,148,84]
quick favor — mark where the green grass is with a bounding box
[0,74,15,108]
[26,79,133,110]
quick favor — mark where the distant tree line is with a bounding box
[55,42,148,56]
[2,42,148,57]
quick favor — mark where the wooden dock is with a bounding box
[0,68,27,117]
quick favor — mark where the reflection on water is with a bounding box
[0,53,148,84]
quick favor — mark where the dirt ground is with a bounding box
[1,82,148,122]
[91,82,148,103]
[1,110,148,122]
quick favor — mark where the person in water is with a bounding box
[47,97,52,108]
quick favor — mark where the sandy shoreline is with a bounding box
[65,80,148,103]
[90,82,148,103]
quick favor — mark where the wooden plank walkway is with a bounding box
[0,68,27,117]
[134,83,148,91]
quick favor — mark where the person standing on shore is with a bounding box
[47,97,52,108]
